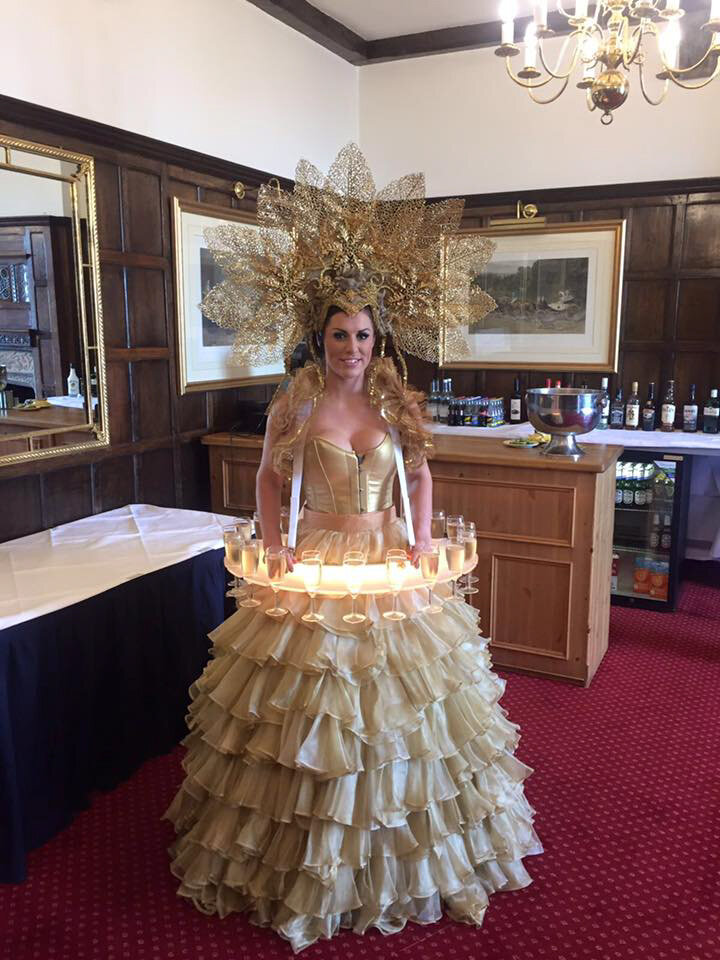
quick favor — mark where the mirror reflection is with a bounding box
[0,139,107,463]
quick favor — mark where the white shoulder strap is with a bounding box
[389,426,415,547]
[288,438,305,550]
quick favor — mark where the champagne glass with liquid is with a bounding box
[223,529,245,599]
[300,549,324,623]
[239,540,261,607]
[342,550,367,625]
[265,546,288,618]
[252,510,262,543]
[383,549,408,621]
[430,510,446,541]
[235,517,253,542]
[446,514,464,541]
[460,520,478,596]
[418,544,442,614]
[280,506,290,546]
[445,535,466,601]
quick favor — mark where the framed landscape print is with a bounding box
[172,198,284,394]
[442,220,625,372]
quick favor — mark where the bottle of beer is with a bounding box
[610,386,625,428]
[660,380,676,432]
[598,376,610,430]
[703,388,719,434]
[625,381,640,430]
[642,382,656,431]
[682,383,698,433]
[509,376,523,423]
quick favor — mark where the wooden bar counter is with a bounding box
[202,432,623,686]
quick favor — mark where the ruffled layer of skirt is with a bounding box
[165,521,542,952]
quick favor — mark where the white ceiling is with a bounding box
[307,1,533,39]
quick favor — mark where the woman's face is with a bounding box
[322,309,375,382]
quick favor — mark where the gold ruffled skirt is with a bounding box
[164,516,543,952]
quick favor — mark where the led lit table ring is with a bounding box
[225,543,478,597]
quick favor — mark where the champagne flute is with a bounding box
[445,535,466,601]
[446,514,464,541]
[239,540,261,607]
[383,548,408,621]
[265,546,288,618]
[301,549,324,623]
[235,517,253,542]
[430,509,446,541]
[418,544,442,614]
[252,510,262,542]
[280,506,290,546]
[461,520,478,596]
[342,550,367,625]
[223,529,245,598]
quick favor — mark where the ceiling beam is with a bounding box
[244,0,368,64]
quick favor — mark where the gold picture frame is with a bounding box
[441,220,625,373]
[172,198,284,394]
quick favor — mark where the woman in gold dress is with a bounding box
[164,145,543,953]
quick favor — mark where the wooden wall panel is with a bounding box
[132,360,172,441]
[106,361,132,445]
[94,456,135,513]
[94,160,122,251]
[677,279,720,341]
[683,202,720,268]
[123,168,164,256]
[127,268,167,347]
[41,465,93,528]
[2,476,43,540]
[623,281,667,342]
[137,447,176,507]
[101,266,128,348]
[628,205,674,271]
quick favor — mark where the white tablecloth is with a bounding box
[47,395,98,409]
[0,504,238,631]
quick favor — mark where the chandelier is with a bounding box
[495,0,720,123]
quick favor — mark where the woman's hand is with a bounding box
[409,538,433,568]
[263,539,295,572]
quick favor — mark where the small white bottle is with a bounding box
[67,364,80,397]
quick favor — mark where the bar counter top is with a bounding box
[431,432,622,473]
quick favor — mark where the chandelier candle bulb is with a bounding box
[534,0,548,29]
[524,24,538,68]
[502,20,514,44]
[711,0,720,19]
[575,0,588,17]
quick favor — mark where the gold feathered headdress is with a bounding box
[201,143,496,368]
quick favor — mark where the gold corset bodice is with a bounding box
[302,433,396,514]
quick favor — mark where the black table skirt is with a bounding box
[0,548,227,883]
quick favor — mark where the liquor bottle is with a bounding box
[67,364,80,397]
[660,379,676,432]
[625,381,640,430]
[703,388,719,434]
[427,380,439,422]
[598,376,610,429]
[554,379,562,388]
[90,365,98,399]
[439,378,452,424]
[510,376,523,423]
[642,382,657,431]
[610,387,624,428]
[544,378,552,388]
[682,383,698,433]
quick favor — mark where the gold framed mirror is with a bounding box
[0,134,108,466]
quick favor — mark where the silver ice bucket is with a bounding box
[526,387,603,458]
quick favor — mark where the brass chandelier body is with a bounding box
[495,0,720,123]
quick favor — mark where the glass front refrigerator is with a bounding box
[611,451,691,611]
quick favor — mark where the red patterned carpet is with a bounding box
[2,569,719,960]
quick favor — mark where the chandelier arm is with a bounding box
[666,60,720,88]
[528,74,572,104]
[643,19,720,77]
[504,56,561,89]
[621,23,645,69]
[638,56,669,105]
[538,31,582,79]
